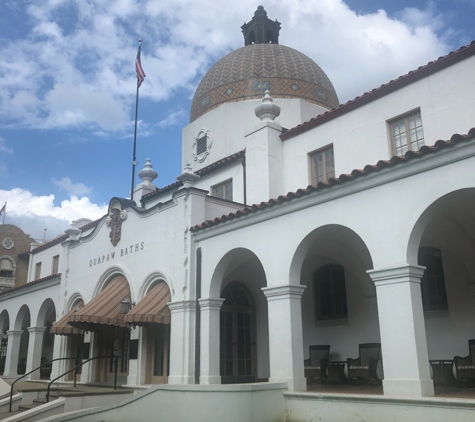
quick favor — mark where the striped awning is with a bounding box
[124,282,171,326]
[67,275,130,332]
[50,300,85,336]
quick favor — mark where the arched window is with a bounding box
[314,264,348,320]
[0,258,14,278]
[418,247,448,310]
[266,29,273,43]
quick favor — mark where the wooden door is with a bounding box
[220,283,257,384]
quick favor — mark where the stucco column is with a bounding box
[3,330,23,377]
[368,265,434,397]
[126,327,139,386]
[262,285,306,392]
[168,300,196,384]
[49,334,65,381]
[26,326,46,380]
[199,298,224,385]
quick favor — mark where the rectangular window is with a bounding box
[310,145,335,185]
[389,110,425,156]
[418,247,448,311]
[35,262,42,280]
[212,179,233,201]
[51,255,59,274]
[314,264,348,320]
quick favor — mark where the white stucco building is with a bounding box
[1,6,475,421]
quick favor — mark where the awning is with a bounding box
[68,275,130,332]
[50,300,84,336]
[124,282,171,326]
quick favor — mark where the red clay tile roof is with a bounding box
[31,219,101,255]
[0,273,61,297]
[141,150,246,203]
[191,128,475,232]
[281,41,475,141]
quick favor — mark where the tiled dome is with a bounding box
[190,43,339,122]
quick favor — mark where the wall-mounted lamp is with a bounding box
[120,295,134,314]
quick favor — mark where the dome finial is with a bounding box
[241,6,281,46]
[255,90,280,122]
[137,158,158,185]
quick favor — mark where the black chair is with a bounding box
[304,345,330,384]
[454,339,475,387]
[347,343,381,385]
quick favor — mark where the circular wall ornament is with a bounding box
[2,238,14,250]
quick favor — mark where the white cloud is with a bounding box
[156,110,185,129]
[53,177,92,196]
[0,137,13,178]
[0,188,107,239]
[0,0,454,133]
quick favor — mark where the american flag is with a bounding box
[135,39,146,88]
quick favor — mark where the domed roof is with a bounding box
[190,43,339,122]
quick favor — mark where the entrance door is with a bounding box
[95,327,129,384]
[220,282,257,384]
[66,335,84,381]
[145,324,170,384]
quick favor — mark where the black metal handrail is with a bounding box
[46,355,118,403]
[9,357,76,412]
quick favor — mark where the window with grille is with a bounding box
[310,145,335,185]
[314,264,348,320]
[212,179,233,201]
[196,135,208,155]
[51,255,59,274]
[418,247,448,311]
[389,110,425,156]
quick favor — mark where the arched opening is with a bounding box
[67,274,131,385]
[0,310,9,375]
[248,31,256,45]
[15,305,31,375]
[266,29,273,43]
[291,224,379,387]
[220,282,257,383]
[51,296,85,382]
[125,280,171,385]
[37,299,56,379]
[408,188,475,375]
[211,248,269,383]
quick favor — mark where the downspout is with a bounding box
[194,247,202,384]
[242,157,247,205]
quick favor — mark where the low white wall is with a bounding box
[0,393,22,412]
[3,397,65,422]
[285,392,475,422]
[37,383,288,422]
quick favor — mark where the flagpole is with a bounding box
[130,76,140,201]
[1,202,5,224]
[130,38,143,202]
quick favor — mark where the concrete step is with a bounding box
[18,396,58,412]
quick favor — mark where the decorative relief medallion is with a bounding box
[192,129,213,163]
[290,83,299,91]
[225,87,234,95]
[105,200,127,246]
[2,238,14,250]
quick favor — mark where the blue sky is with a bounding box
[0,0,474,240]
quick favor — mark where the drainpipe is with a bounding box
[194,247,202,384]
